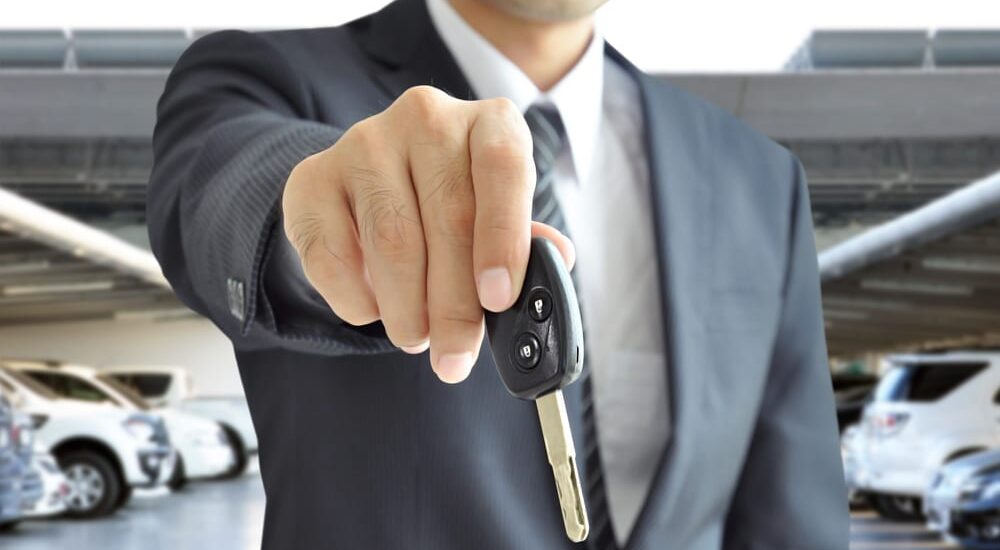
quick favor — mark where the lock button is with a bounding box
[514,332,541,369]
[527,288,553,322]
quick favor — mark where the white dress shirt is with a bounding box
[426,0,670,544]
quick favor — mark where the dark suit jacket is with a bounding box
[147,0,850,548]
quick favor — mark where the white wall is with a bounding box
[0,316,242,396]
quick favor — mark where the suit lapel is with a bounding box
[357,0,475,101]
[604,45,712,549]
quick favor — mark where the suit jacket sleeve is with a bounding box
[148,29,396,355]
[721,155,850,549]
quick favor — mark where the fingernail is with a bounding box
[400,341,429,354]
[436,352,475,384]
[478,267,512,311]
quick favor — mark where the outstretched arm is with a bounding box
[148,29,394,355]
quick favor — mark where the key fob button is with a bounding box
[527,288,553,322]
[514,333,542,369]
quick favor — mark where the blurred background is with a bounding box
[1,1,999,549]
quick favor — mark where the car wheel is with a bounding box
[168,456,188,491]
[218,426,248,479]
[870,494,923,522]
[59,449,122,518]
[0,521,20,532]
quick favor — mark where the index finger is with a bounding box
[468,98,536,313]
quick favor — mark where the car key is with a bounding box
[484,237,588,543]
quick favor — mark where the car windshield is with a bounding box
[0,367,60,400]
[96,374,151,410]
[107,372,171,399]
[875,361,988,402]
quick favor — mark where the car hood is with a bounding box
[157,408,220,435]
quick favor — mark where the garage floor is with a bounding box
[2,474,955,549]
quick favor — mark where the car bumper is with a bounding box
[857,465,927,497]
[23,467,68,518]
[924,490,960,533]
[18,469,44,512]
[948,508,1000,548]
[180,443,235,479]
[128,447,176,488]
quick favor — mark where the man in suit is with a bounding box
[147,0,850,548]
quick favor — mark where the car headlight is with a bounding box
[961,473,1000,501]
[29,414,48,430]
[982,479,1000,501]
[123,416,157,442]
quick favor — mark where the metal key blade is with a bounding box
[536,390,589,542]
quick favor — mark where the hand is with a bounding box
[282,86,575,383]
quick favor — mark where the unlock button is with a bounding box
[514,333,541,369]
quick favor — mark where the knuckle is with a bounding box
[285,152,324,194]
[344,117,381,151]
[487,96,520,120]
[400,85,448,118]
[399,87,459,143]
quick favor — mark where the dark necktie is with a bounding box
[524,104,619,550]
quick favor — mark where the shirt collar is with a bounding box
[426,0,605,185]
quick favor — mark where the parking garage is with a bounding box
[1,22,1000,550]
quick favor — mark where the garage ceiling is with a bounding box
[0,187,182,326]
[820,171,1000,357]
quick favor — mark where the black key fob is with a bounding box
[484,237,584,400]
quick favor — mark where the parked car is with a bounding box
[853,350,1000,521]
[12,362,234,489]
[0,365,173,518]
[924,448,1000,548]
[105,365,257,477]
[0,395,22,530]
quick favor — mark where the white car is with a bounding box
[852,350,1000,520]
[0,365,174,518]
[10,362,235,489]
[104,365,257,477]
